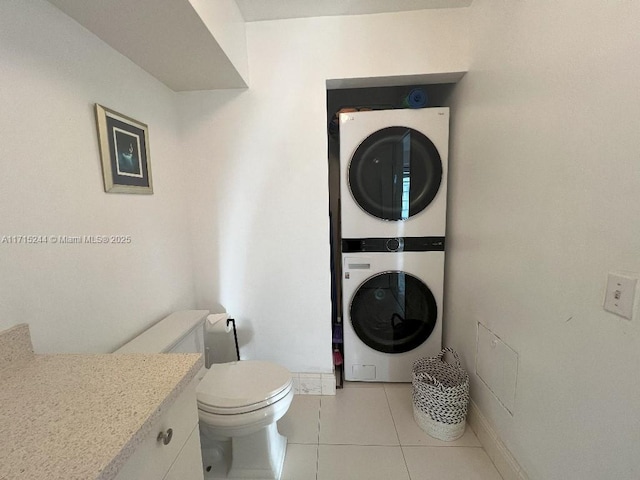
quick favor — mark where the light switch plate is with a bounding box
[603,272,638,321]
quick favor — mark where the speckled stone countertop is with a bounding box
[0,324,203,480]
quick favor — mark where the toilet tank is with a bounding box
[115,310,209,354]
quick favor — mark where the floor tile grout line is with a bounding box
[384,384,412,480]
[313,441,483,448]
[402,445,493,451]
[317,396,322,445]
[316,396,321,480]
[382,384,402,445]
[318,442,401,447]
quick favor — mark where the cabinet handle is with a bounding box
[157,428,173,445]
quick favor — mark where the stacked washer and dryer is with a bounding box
[339,108,449,382]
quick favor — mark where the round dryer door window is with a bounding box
[349,271,437,354]
[348,127,442,221]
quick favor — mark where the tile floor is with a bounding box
[277,382,503,480]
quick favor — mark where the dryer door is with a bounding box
[348,127,442,221]
[349,271,437,354]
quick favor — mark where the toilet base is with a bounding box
[201,423,288,480]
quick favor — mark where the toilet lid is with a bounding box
[197,361,292,414]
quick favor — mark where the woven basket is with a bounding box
[412,348,470,441]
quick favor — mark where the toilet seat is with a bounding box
[197,360,293,415]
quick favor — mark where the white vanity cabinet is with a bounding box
[114,383,204,480]
[0,322,204,480]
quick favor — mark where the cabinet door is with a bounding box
[114,385,198,480]
[163,425,204,480]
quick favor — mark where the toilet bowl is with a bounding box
[196,360,294,480]
[115,311,294,480]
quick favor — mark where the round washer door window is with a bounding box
[349,271,437,354]
[348,127,442,221]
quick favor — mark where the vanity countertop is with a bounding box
[0,324,203,480]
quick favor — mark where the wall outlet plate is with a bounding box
[603,272,638,321]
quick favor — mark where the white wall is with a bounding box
[0,0,196,353]
[178,9,470,373]
[445,1,640,478]
[189,0,250,85]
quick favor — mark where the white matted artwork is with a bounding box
[95,104,153,194]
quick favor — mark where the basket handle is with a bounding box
[414,371,443,388]
[437,347,462,368]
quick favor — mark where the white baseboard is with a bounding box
[291,372,336,395]
[467,400,530,480]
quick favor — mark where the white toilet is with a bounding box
[115,310,294,480]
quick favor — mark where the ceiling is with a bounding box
[235,0,473,22]
[46,0,471,91]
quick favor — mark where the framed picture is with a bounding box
[95,104,153,194]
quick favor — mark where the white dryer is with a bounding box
[339,108,449,238]
[342,241,444,382]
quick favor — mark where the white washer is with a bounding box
[342,248,443,382]
[339,108,449,238]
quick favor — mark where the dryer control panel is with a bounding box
[342,236,445,253]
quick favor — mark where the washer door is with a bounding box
[349,271,437,354]
[348,127,442,221]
